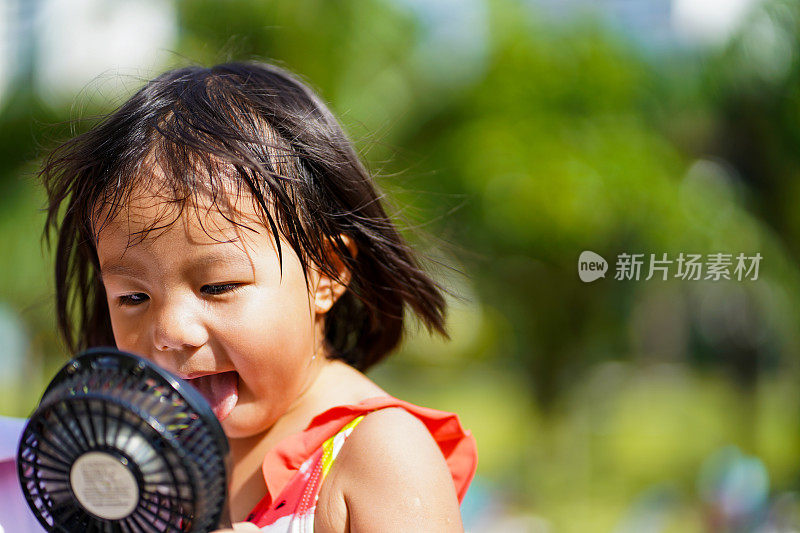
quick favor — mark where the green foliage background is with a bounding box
[2,0,800,531]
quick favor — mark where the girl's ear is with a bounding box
[313,235,357,315]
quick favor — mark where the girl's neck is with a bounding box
[225,355,334,521]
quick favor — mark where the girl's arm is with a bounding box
[329,407,465,532]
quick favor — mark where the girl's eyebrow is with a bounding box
[188,252,255,272]
[99,253,255,280]
[99,262,146,279]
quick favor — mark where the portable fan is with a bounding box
[17,347,231,532]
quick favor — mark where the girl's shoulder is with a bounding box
[315,400,476,532]
[308,361,477,502]
[316,395,478,497]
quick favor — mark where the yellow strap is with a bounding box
[319,415,366,479]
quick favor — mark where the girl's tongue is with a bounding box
[188,371,239,421]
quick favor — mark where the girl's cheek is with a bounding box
[107,312,144,353]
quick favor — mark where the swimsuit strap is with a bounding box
[247,415,367,531]
[297,415,365,516]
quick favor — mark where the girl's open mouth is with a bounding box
[187,371,239,421]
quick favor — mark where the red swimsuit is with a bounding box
[245,396,478,531]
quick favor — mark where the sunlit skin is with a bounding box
[95,177,464,532]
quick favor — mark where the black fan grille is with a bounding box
[18,351,229,532]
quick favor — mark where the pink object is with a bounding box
[0,416,46,532]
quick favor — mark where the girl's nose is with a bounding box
[150,297,209,356]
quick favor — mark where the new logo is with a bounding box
[578,251,608,282]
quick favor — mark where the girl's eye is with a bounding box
[201,283,243,296]
[118,293,149,307]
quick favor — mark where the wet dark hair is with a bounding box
[41,61,447,371]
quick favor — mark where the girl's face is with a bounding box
[95,182,335,440]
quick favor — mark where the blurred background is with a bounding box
[1,0,799,531]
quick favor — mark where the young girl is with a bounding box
[40,62,477,532]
